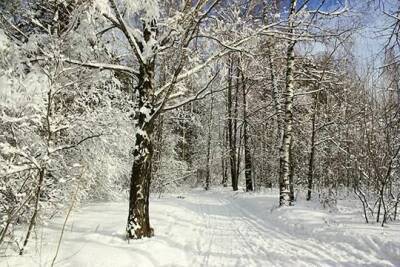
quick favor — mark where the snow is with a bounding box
[139,106,153,122]
[142,37,157,63]
[136,185,144,199]
[3,188,400,267]
[93,0,111,15]
[136,129,149,141]
[0,30,10,51]
[94,0,159,19]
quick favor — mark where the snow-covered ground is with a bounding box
[2,188,400,267]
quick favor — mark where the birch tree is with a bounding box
[279,0,298,206]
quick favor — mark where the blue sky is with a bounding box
[297,0,345,9]
[225,0,388,67]
[289,0,389,73]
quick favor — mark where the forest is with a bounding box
[0,0,399,266]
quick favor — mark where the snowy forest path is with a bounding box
[176,188,397,267]
[182,189,326,266]
[4,188,399,267]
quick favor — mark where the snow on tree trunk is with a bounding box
[205,88,214,191]
[279,0,297,207]
[279,45,295,206]
[127,126,154,239]
[268,47,283,142]
[127,55,156,239]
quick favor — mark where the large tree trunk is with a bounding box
[221,123,228,187]
[227,59,239,191]
[127,122,154,239]
[243,116,252,192]
[126,47,156,239]
[279,0,297,206]
[268,46,282,142]
[152,114,164,179]
[205,88,214,190]
[242,72,253,192]
[307,100,317,201]
[289,139,295,202]
[126,15,158,239]
[279,43,295,206]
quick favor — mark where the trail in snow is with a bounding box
[2,188,400,267]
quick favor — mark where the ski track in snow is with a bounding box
[2,188,400,267]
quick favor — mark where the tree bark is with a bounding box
[242,72,253,192]
[289,139,295,202]
[279,0,297,206]
[221,123,228,187]
[227,59,239,191]
[127,63,155,239]
[126,18,157,237]
[268,46,282,143]
[307,100,317,201]
[205,88,214,190]
[128,130,154,239]
[126,87,154,239]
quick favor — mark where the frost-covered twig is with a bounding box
[48,133,103,154]
[162,71,220,112]
[50,166,86,267]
